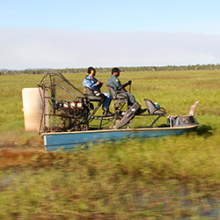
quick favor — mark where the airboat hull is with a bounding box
[43,124,199,152]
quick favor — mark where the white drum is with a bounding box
[22,88,49,132]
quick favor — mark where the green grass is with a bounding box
[0,70,220,219]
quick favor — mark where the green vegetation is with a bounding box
[0,70,220,219]
[1,63,220,75]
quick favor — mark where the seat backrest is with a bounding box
[85,87,95,96]
[85,87,104,101]
[107,85,117,99]
[144,99,166,115]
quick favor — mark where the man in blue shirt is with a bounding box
[83,67,114,116]
[107,67,146,114]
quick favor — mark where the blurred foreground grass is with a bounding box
[1,134,220,219]
[0,70,220,219]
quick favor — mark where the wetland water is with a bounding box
[130,187,220,219]
[1,171,220,219]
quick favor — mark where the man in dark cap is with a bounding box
[107,67,146,114]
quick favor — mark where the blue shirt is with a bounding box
[83,75,101,92]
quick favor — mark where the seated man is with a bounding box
[107,67,146,114]
[83,67,114,116]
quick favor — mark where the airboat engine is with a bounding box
[22,71,90,133]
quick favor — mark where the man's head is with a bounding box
[88,66,96,77]
[111,67,120,76]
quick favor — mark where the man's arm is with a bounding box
[96,81,103,88]
[83,79,93,88]
[83,78,100,91]
[122,80,132,88]
[120,81,132,92]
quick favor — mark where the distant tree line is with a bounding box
[1,64,220,75]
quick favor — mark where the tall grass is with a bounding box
[0,70,219,133]
[0,70,220,219]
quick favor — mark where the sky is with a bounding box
[0,0,220,70]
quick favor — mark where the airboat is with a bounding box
[22,71,199,152]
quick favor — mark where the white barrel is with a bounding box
[22,88,49,132]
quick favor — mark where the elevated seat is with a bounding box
[107,85,128,110]
[107,85,127,103]
[144,99,167,127]
[85,87,105,122]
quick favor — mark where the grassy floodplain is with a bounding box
[0,70,220,219]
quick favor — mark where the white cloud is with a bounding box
[0,29,220,70]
